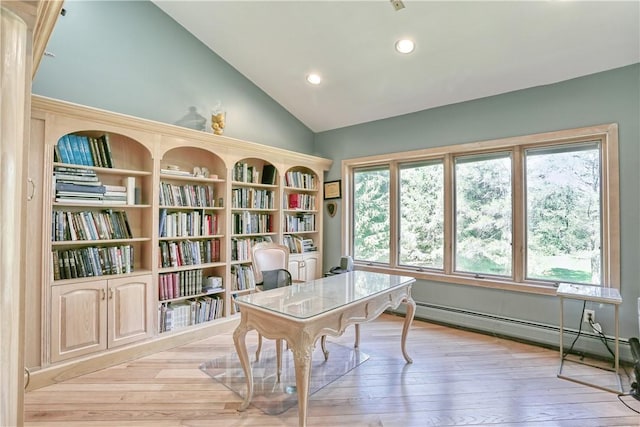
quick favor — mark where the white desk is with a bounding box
[557,283,622,394]
[233,271,416,427]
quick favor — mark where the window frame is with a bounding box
[341,124,620,295]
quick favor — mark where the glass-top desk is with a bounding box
[233,271,416,427]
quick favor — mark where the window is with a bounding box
[353,166,390,264]
[399,160,444,269]
[343,124,619,294]
[455,153,512,277]
[525,142,602,285]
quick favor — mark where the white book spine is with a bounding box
[123,176,136,205]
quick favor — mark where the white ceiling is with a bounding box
[153,0,640,133]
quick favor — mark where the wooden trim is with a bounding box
[32,0,63,78]
[343,123,620,292]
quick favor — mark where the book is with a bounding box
[56,136,71,164]
[79,136,94,167]
[101,134,114,168]
[123,177,136,205]
[56,182,106,194]
[261,164,276,185]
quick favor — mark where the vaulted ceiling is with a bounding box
[154,1,640,132]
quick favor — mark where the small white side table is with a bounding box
[557,283,622,394]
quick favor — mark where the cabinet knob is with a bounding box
[101,289,106,300]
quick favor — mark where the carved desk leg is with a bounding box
[291,342,314,427]
[401,295,416,364]
[233,318,253,411]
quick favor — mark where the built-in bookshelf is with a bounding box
[157,147,226,333]
[27,95,332,386]
[48,129,154,362]
[283,166,321,281]
[230,158,280,295]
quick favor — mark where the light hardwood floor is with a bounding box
[24,314,640,426]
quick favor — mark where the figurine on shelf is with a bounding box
[211,110,226,135]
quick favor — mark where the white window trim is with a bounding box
[341,123,620,296]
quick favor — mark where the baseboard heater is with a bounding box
[406,301,631,362]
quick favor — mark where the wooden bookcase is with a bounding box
[25,95,332,388]
[283,166,322,281]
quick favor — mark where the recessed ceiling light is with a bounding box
[395,39,415,54]
[306,73,322,85]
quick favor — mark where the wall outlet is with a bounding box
[583,309,595,323]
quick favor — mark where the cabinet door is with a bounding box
[108,275,153,348]
[303,254,319,280]
[51,281,107,363]
[288,254,320,282]
[288,258,302,282]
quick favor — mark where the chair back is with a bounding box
[252,242,290,284]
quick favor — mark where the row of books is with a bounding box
[231,188,275,209]
[158,239,221,268]
[159,182,216,207]
[233,162,277,185]
[283,235,316,254]
[284,213,316,233]
[230,236,272,262]
[52,210,132,242]
[231,212,274,235]
[286,193,316,210]
[52,245,134,280]
[284,171,316,189]
[55,133,115,168]
[231,265,255,291]
[158,296,223,333]
[159,209,219,238]
[158,269,207,301]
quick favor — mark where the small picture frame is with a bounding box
[324,180,342,200]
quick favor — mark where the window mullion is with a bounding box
[443,153,454,275]
[513,146,525,282]
[389,161,399,267]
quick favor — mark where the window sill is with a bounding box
[355,264,559,296]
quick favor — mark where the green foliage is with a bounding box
[351,144,602,285]
[353,168,390,263]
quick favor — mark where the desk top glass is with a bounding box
[235,271,415,319]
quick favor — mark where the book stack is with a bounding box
[283,235,316,253]
[52,210,132,241]
[54,166,106,204]
[284,213,316,233]
[231,265,255,291]
[51,244,134,280]
[285,170,316,189]
[103,184,127,205]
[287,193,316,210]
[158,296,224,332]
[158,239,221,268]
[55,134,114,168]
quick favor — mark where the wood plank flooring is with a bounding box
[24,314,640,426]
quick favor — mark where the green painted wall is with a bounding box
[33,0,314,153]
[316,64,640,352]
